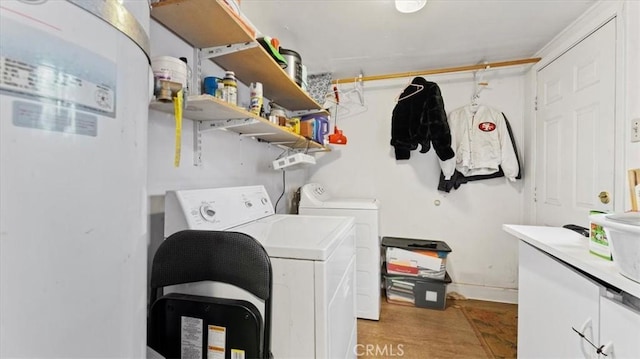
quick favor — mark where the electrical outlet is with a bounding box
[633,118,640,143]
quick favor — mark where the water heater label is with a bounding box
[12,100,97,137]
[0,16,116,118]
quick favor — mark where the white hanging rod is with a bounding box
[331,57,541,84]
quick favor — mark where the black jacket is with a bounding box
[390,77,454,161]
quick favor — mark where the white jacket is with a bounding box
[441,105,519,181]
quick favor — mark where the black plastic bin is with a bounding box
[384,270,452,310]
[382,236,452,280]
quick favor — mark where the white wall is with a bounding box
[309,70,527,303]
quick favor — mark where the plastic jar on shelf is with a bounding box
[221,71,237,105]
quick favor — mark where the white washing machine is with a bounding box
[164,185,357,359]
[298,183,381,321]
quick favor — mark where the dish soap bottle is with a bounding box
[222,71,237,106]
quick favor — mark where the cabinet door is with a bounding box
[599,295,640,358]
[518,242,602,358]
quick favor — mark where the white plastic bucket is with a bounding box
[151,56,187,89]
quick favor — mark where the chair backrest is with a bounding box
[149,229,272,359]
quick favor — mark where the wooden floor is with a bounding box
[357,296,518,359]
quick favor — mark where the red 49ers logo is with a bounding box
[478,122,496,132]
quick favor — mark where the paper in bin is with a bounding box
[386,247,443,271]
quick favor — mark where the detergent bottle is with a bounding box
[314,116,330,144]
[302,113,329,144]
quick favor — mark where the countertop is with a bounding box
[503,224,640,299]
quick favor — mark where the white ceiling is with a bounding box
[240,0,596,80]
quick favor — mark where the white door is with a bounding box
[535,19,616,227]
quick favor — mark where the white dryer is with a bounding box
[298,183,381,321]
[164,186,357,359]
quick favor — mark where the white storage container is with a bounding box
[151,56,188,90]
[590,212,640,283]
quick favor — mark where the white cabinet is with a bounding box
[599,295,640,358]
[518,240,640,359]
[505,225,640,359]
[518,241,602,358]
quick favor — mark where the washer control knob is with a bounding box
[199,205,216,222]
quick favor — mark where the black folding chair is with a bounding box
[148,230,273,359]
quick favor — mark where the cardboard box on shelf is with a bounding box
[629,168,640,211]
[589,210,612,260]
[299,120,314,139]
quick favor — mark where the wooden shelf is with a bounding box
[151,0,322,111]
[150,95,329,151]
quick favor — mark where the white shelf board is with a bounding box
[150,95,328,150]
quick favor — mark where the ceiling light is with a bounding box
[395,0,427,13]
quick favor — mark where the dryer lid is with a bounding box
[231,214,355,261]
[299,197,379,210]
[299,183,379,209]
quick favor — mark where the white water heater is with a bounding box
[0,1,150,357]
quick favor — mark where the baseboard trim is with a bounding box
[448,283,518,304]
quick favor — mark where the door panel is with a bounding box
[576,105,599,207]
[600,295,640,358]
[518,242,602,358]
[543,115,562,206]
[535,19,616,227]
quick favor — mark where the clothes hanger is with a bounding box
[469,64,490,114]
[470,81,489,114]
[333,75,365,106]
[396,82,424,102]
[469,98,479,114]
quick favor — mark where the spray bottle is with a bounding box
[249,82,263,116]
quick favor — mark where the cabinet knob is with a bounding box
[598,191,610,204]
